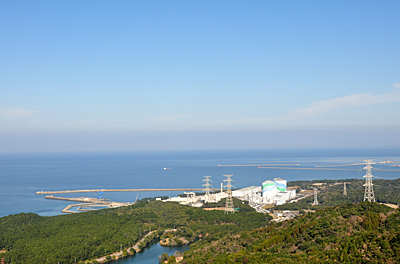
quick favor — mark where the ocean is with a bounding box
[1,148,400,218]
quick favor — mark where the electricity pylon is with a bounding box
[223,175,235,214]
[314,159,400,203]
[202,176,213,203]
[363,160,375,202]
[313,188,318,205]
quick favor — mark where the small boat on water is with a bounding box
[164,167,171,170]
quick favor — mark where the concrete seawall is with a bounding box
[37,188,219,195]
[45,195,131,213]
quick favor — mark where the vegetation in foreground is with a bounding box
[183,202,400,263]
[1,178,400,263]
[0,198,268,264]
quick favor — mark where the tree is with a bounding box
[167,255,176,263]
[174,251,183,258]
[158,253,169,263]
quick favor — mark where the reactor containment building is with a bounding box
[262,178,296,205]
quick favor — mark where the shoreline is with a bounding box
[93,230,158,263]
[93,230,190,263]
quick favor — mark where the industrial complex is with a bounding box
[38,159,397,214]
[162,176,299,211]
[40,175,303,214]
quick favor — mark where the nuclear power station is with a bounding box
[38,158,400,214]
[163,176,297,209]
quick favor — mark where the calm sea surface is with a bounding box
[1,148,400,218]
[1,148,400,263]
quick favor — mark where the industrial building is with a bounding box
[163,177,296,208]
[262,178,296,205]
[232,186,261,198]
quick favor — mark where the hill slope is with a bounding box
[183,202,400,263]
[0,199,268,264]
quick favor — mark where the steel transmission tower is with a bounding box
[343,182,347,196]
[313,188,318,205]
[223,175,235,214]
[202,176,213,203]
[363,160,376,202]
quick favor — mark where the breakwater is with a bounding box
[36,188,219,194]
[45,195,130,213]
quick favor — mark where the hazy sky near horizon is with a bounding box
[1,1,400,152]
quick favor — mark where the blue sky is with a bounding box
[1,1,400,152]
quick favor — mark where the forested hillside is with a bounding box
[183,202,400,263]
[0,199,267,264]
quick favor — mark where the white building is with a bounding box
[262,180,277,203]
[274,178,287,192]
[261,178,296,205]
[232,186,261,198]
[287,189,297,199]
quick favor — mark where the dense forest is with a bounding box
[1,178,400,263]
[0,198,268,264]
[183,202,400,263]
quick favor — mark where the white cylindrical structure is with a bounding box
[262,180,277,202]
[274,178,287,192]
